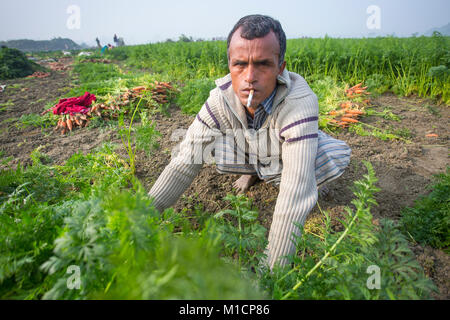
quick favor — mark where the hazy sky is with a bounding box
[1,0,449,45]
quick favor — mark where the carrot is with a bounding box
[345,109,365,115]
[66,119,73,131]
[425,133,438,138]
[349,82,363,90]
[341,102,351,109]
[341,117,359,123]
[132,86,146,92]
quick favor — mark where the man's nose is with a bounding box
[245,64,257,84]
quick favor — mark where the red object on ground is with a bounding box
[51,92,96,115]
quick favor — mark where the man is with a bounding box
[148,15,351,270]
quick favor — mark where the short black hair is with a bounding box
[227,14,286,66]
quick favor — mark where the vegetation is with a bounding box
[0,149,438,299]
[0,47,46,80]
[259,162,436,299]
[400,168,450,251]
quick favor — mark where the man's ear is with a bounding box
[278,61,286,75]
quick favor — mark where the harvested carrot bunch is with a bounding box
[81,58,111,64]
[93,81,177,119]
[27,71,50,78]
[54,113,90,135]
[129,81,178,105]
[326,82,371,128]
[345,82,370,98]
[48,83,177,135]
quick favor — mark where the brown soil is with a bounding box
[0,67,448,299]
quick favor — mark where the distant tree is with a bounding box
[179,34,193,42]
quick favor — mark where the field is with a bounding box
[0,34,449,300]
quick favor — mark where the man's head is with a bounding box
[227,15,287,109]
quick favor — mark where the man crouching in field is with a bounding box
[148,15,351,270]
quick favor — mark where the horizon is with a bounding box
[1,0,449,46]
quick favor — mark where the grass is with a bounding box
[400,167,450,252]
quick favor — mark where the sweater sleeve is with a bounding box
[148,95,222,212]
[264,93,319,269]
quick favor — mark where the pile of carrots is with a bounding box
[47,61,71,71]
[27,71,50,78]
[327,83,370,128]
[130,81,176,105]
[81,58,111,64]
[54,81,176,135]
[54,113,90,135]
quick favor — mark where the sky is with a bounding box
[1,0,449,46]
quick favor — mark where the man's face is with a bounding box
[228,28,286,109]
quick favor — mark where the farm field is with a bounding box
[0,36,448,300]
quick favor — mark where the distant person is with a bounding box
[101,45,108,55]
[114,34,118,46]
[147,15,351,271]
[96,37,101,49]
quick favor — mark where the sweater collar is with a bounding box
[215,68,291,127]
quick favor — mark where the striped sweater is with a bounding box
[149,69,320,269]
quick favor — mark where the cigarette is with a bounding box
[247,90,254,107]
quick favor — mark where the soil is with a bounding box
[0,63,448,299]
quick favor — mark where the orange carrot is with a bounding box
[341,101,352,109]
[349,82,363,90]
[66,119,73,131]
[340,117,359,123]
[425,133,438,138]
[132,86,146,92]
[345,109,365,115]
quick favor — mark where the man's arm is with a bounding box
[148,95,222,212]
[265,93,319,269]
